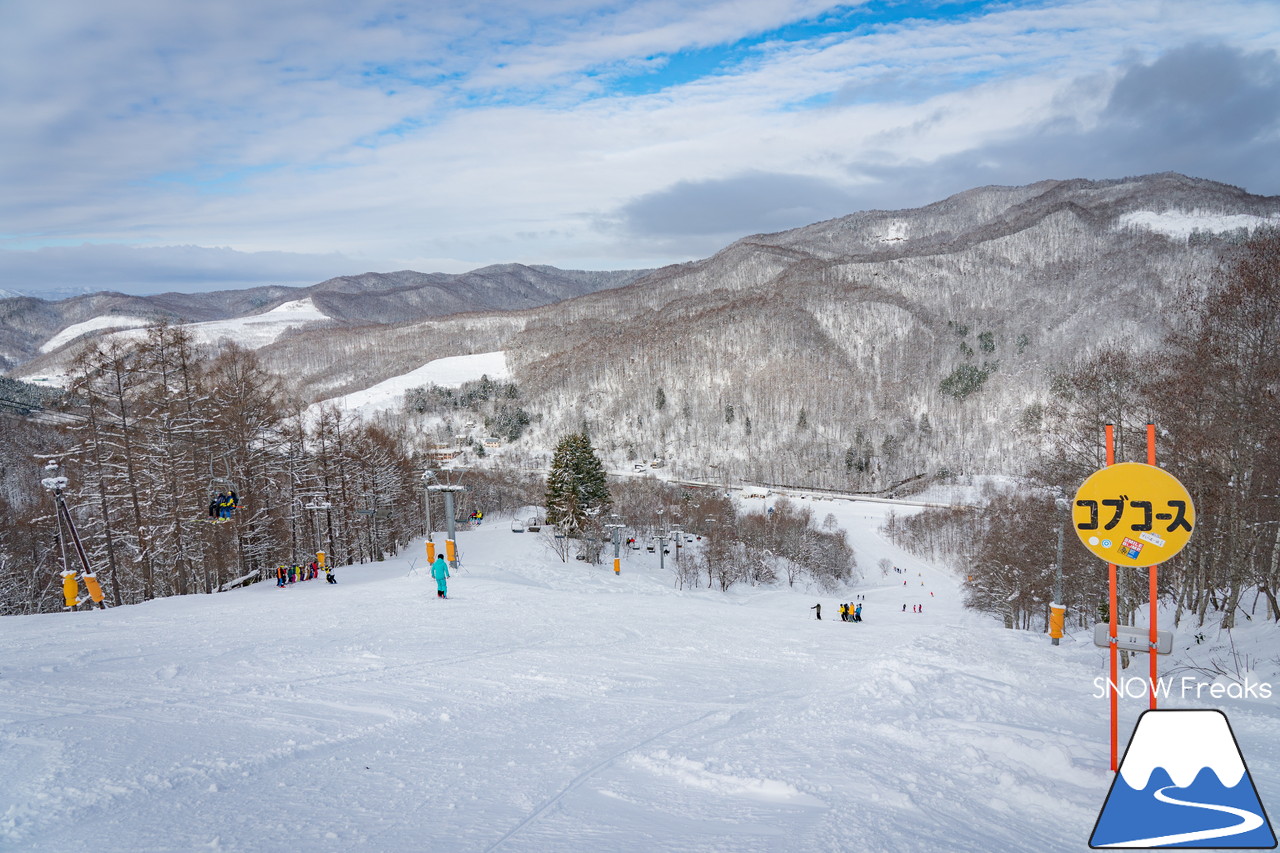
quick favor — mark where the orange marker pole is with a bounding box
[1148,423,1158,710]
[1106,423,1119,772]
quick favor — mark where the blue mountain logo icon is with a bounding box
[1091,709,1276,848]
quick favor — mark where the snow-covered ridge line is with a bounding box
[1118,210,1279,240]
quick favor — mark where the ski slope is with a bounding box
[3,495,1277,852]
[313,351,510,420]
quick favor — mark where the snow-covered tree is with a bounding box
[544,432,610,536]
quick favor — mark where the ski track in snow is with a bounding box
[2,496,1277,852]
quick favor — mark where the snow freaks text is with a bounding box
[1092,676,1274,701]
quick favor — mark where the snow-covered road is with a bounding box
[3,496,1277,852]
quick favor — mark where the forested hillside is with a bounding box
[1,264,645,371]
[891,232,1280,635]
[236,173,1279,490]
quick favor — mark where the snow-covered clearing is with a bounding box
[28,300,332,387]
[1118,210,1280,240]
[314,351,509,420]
[39,315,153,354]
[3,495,1277,852]
[144,297,329,350]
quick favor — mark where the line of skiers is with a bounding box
[276,560,335,587]
[810,601,864,621]
[209,492,238,520]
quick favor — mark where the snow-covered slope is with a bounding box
[314,351,510,420]
[38,315,152,353]
[23,299,332,386]
[1117,210,1280,240]
[4,495,1277,852]
[125,297,328,349]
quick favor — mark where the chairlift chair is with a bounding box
[207,476,239,522]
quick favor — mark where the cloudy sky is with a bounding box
[3,0,1279,296]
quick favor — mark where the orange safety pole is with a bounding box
[1106,423,1119,772]
[1148,424,1158,710]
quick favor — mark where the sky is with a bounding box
[2,0,1279,297]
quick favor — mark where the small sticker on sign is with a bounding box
[1138,531,1166,548]
[1101,539,1113,549]
[1089,536,1100,546]
[1120,538,1144,560]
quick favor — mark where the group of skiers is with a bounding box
[209,491,238,520]
[840,601,863,622]
[276,560,335,587]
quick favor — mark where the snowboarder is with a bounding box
[810,602,821,620]
[431,555,450,599]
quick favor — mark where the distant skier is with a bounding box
[810,602,821,620]
[276,565,286,587]
[854,603,863,622]
[902,603,907,612]
[431,555,451,599]
[839,603,849,622]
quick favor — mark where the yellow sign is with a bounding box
[1072,463,1194,567]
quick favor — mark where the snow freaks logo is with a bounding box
[1091,676,1274,701]
[1090,710,1277,849]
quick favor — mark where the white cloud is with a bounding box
[2,0,1279,293]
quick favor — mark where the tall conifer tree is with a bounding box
[545,432,611,535]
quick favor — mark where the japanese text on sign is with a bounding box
[1072,463,1195,567]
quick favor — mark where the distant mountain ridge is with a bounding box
[0,264,649,371]
[226,172,1279,487]
[7,174,1280,489]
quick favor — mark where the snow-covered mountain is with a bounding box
[0,264,648,372]
[9,174,1279,487]
[261,173,1280,487]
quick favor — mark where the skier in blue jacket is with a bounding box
[431,555,450,599]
